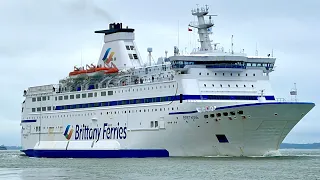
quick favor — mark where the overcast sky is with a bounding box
[0,0,319,146]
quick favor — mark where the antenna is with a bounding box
[271,49,274,57]
[178,20,180,50]
[255,43,258,56]
[231,35,234,54]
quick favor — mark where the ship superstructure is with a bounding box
[20,6,315,158]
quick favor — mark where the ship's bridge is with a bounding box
[169,54,276,73]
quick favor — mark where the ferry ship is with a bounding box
[20,6,315,158]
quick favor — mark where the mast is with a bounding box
[189,5,216,52]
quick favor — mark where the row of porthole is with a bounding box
[23,107,179,120]
[204,110,244,119]
[200,72,257,76]
[204,84,254,88]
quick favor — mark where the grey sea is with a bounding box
[0,149,319,180]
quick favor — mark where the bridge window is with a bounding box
[101,91,106,96]
[59,96,63,100]
[37,107,41,112]
[108,91,113,95]
[42,107,46,112]
[76,94,80,99]
[64,95,68,100]
[42,96,46,101]
[88,93,93,98]
[37,97,41,101]
[126,45,130,50]
[47,106,52,111]
[70,95,74,99]
[82,94,86,98]
[32,108,36,112]
[130,46,135,50]
[32,98,36,102]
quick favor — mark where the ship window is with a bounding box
[59,96,63,100]
[204,115,209,118]
[223,73,225,76]
[130,46,135,50]
[212,84,214,87]
[76,94,80,99]
[42,107,46,111]
[217,113,221,117]
[150,121,154,128]
[238,73,240,76]
[42,96,46,101]
[238,110,244,115]
[128,54,133,59]
[246,73,248,76]
[32,98,36,102]
[204,84,206,87]
[252,85,254,88]
[216,134,229,143]
[82,94,86,98]
[223,112,228,116]
[126,45,130,50]
[230,111,236,115]
[108,91,113,95]
[37,97,41,101]
[101,91,106,96]
[88,93,93,98]
[155,121,158,127]
[207,73,209,75]
[230,73,232,76]
[133,54,138,59]
[47,106,51,111]
[94,92,97,97]
[228,84,230,87]
[244,85,246,87]
[253,73,256,76]
[215,73,217,76]
[64,95,68,100]
[70,95,74,99]
[47,96,50,100]
[32,108,36,112]
[37,107,41,112]
[210,114,215,118]
[199,73,201,75]
[220,84,222,87]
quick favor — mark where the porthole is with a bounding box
[207,73,209,75]
[237,110,244,115]
[236,85,238,87]
[246,74,248,76]
[253,74,256,76]
[223,112,228,116]
[252,85,254,88]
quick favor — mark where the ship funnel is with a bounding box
[95,23,142,70]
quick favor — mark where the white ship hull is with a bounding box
[21,101,314,157]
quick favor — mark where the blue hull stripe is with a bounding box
[21,120,37,123]
[169,110,198,115]
[54,94,276,111]
[215,102,315,110]
[21,149,169,158]
[169,102,315,115]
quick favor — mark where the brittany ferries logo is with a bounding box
[102,48,115,64]
[63,125,73,140]
[63,123,127,141]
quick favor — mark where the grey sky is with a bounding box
[0,0,319,145]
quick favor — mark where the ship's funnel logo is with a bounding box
[63,125,73,140]
[102,48,115,64]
